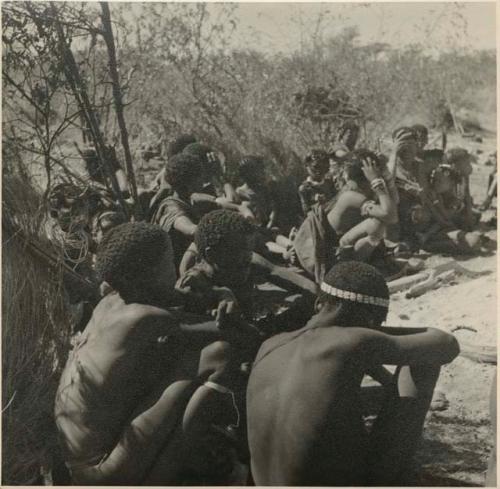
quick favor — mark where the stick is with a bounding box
[50,4,130,220]
[100,2,140,217]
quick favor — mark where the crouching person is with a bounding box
[54,222,250,485]
[247,261,459,486]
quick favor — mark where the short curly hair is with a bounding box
[344,148,381,186]
[320,261,389,326]
[183,142,222,177]
[95,222,170,301]
[167,134,197,158]
[195,210,256,259]
[164,152,203,191]
[238,155,265,184]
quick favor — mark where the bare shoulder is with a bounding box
[303,326,380,357]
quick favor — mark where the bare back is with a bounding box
[247,324,371,486]
[54,292,191,464]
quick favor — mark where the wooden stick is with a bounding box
[100,2,140,218]
[50,4,130,220]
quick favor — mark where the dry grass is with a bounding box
[2,174,73,485]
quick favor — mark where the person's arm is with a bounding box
[215,196,256,221]
[173,215,197,237]
[179,242,199,276]
[251,252,317,296]
[298,183,313,214]
[366,364,394,386]
[361,158,398,224]
[362,326,460,366]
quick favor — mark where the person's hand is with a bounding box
[238,201,256,221]
[211,287,240,329]
[361,156,382,182]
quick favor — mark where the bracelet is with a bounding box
[370,178,387,192]
[204,380,233,395]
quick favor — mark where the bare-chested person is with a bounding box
[247,261,460,486]
[326,149,398,262]
[54,222,261,485]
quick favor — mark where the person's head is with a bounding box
[305,149,330,182]
[430,164,457,194]
[343,148,382,188]
[238,155,267,188]
[337,121,360,151]
[93,210,127,245]
[392,126,418,163]
[164,153,204,195]
[183,142,223,181]
[316,261,389,327]
[411,124,429,150]
[95,222,176,304]
[409,203,432,226]
[195,210,256,287]
[48,183,88,231]
[446,147,473,177]
[167,134,197,158]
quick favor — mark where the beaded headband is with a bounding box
[320,281,389,308]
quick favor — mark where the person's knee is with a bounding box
[199,341,235,380]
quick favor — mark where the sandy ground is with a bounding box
[387,249,497,486]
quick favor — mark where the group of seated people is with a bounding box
[52,121,491,485]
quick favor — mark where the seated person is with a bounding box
[247,261,460,486]
[183,142,238,202]
[298,149,337,214]
[54,222,260,485]
[408,164,482,255]
[326,149,398,263]
[151,153,253,272]
[236,155,294,261]
[177,210,317,333]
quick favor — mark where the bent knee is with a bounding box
[199,341,234,378]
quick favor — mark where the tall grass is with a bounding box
[2,174,73,485]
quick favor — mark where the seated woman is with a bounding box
[326,149,398,263]
[54,222,261,485]
[409,163,483,255]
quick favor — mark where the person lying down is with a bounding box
[54,222,261,485]
[247,260,460,486]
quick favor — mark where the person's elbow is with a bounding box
[433,328,460,364]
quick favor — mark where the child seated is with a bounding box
[151,153,253,271]
[236,155,294,261]
[177,210,317,333]
[298,149,337,214]
[247,261,459,486]
[54,222,259,485]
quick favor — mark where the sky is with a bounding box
[117,2,496,54]
[223,2,497,54]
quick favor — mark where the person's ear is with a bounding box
[99,281,113,297]
[204,246,217,265]
[314,296,323,313]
